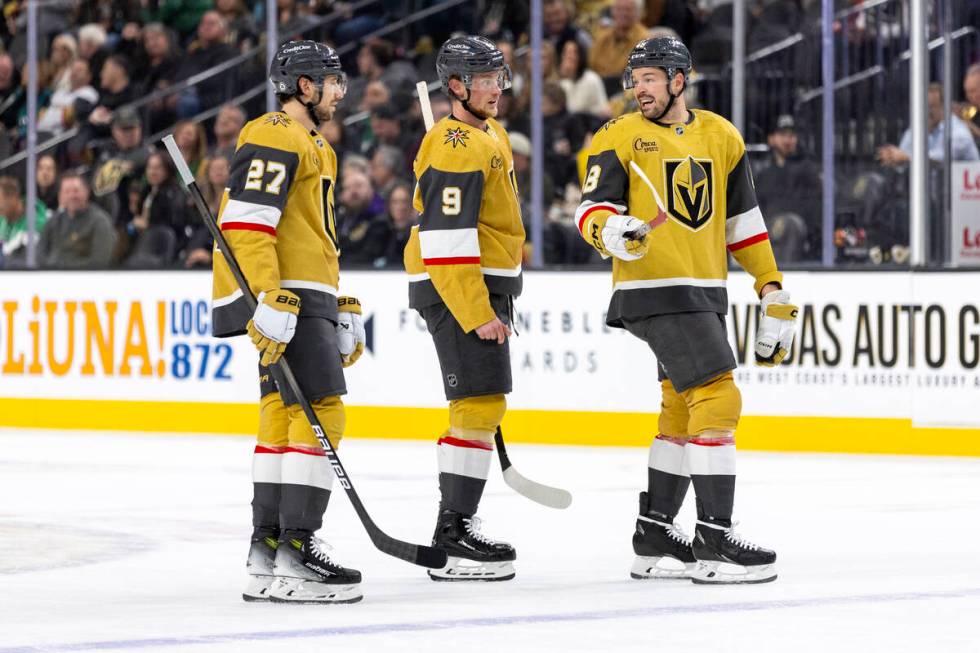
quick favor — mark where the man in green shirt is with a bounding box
[0,176,49,269]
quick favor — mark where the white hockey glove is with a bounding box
[247,289,300,367]
[755,289,798,366]
[597,214,650,261]
[336,296,366,368]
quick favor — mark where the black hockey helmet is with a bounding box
[269,40,346,97]
[436,35,512,98]
[622,38,693,91]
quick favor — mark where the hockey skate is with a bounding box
[691,520,777,584]
[428,510,516,581]
[630,494,696,579]
[267,531,363,603]
[242,532,278,602]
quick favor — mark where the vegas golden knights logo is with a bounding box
[664,156,713,230]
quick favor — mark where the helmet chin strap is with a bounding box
[303,83,324,126]
[652,90,677,122]
[457,86,490,122]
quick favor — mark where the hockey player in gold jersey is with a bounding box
[576,38,798,584]
[211,41,366,604]
[404,36,524,581]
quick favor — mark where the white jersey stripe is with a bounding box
[281,279,338,296]
[419,228,480,259]
[613,277,727,292]
[725,206,767,246]
[220,198,282,229]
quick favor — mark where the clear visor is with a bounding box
[466,66,513,92]
[324,72,348,96]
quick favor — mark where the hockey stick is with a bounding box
[416,80,435,131]
[496,427,572,509]
[416,83,571,509]
[162,135,447,570]
[626,160,669,240]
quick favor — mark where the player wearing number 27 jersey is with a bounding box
[211,108,339,333]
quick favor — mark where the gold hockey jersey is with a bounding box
[575,109,782,327]
[212,112,340,337]
[404,116,525,333]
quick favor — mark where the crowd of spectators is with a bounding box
[1,0,978,270]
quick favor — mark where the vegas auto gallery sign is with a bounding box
[952,162,980,266]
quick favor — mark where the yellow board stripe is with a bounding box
[1,397,979,457]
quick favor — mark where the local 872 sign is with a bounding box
[952,162,980,266]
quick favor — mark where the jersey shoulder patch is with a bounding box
[239,113,306,156]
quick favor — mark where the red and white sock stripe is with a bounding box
[252,444,284,484]
[648,434,688,476]
[282,445,335,491]
[437,435,493,480]
[685,434,736,476]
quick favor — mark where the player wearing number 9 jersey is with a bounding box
[211,41,367,604]
[404,35,525,581]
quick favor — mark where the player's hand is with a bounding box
[476,317,511,344]
[755,289,798,366]
[246,289,300,367]
[599,214,650,261]
[336,296,366,367]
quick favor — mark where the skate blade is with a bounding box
[268,577,363,604]
[428,558,516,582]
[630,555,695,580]
[242,574,274,602]
[691,561,777,585]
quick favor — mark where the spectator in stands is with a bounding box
[277,0,317,41]
[544,0,593,53]
[90,108,150,228]
[370,145,406,200]
[140,0,211,44]
[0,175,48,269]
[510,131,556,216]
[136,23,181,134]
[87,54,137,137]
[754,114,822,261]
[47,33,77,95]
[77,23,109,93]
[0,52,24,131]
[558,39,609,117]
[216,0,257,50]
[36,58,99,137]
[36,155,59,211]
[957,63,980,147]
[360,79,391,114]
[590,0,649,94]
[39,174,115,269]
[368,104,409,153]
[877,83,980,167]
[337,169,388,265]
[123,152,188,268]
[172,120,208,176]
[196,152,231,218]
[210,103,246,156]
[541,82,587,189]
[376,181,417,268]
[175,11,237,118]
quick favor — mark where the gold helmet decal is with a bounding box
[664,156,713,230]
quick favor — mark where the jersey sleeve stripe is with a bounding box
[419,227,480,259]
[727,232,769,252]
[221,221,276,235]
[422,256,482,265]
[220,199,282,229]
[725,205,767,246]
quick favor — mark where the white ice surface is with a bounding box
[2,429,979,653]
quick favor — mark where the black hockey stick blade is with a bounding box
[162,135,447,571]
[495,428,572,509]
